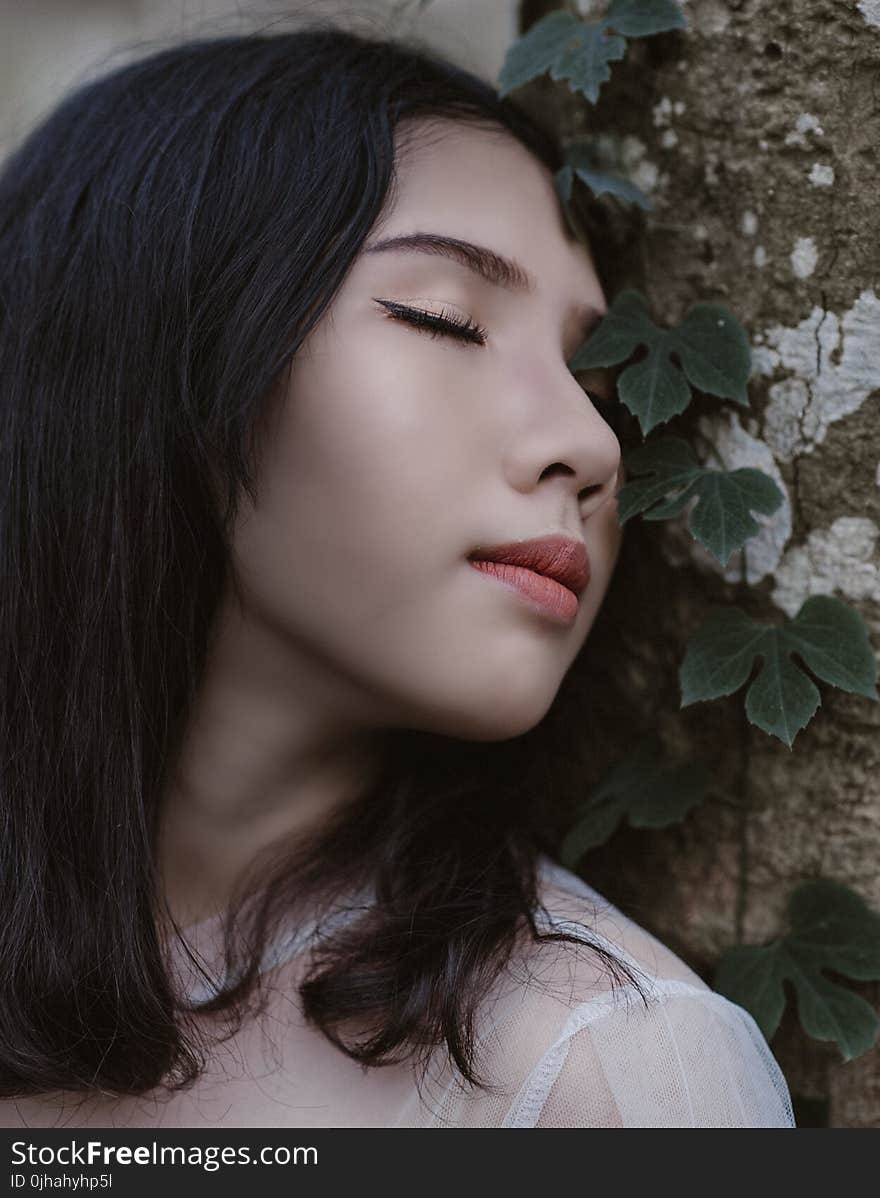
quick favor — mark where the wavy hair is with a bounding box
[0,19,650,1104]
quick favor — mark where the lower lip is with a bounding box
[467,560,580,624]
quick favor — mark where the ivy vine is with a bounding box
[489,1,880,1064]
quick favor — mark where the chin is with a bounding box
[419,690,558,743]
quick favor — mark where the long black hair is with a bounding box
[0,17,649,1104]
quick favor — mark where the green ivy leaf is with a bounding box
[714,880,880,1061]
[498,4,686,104]
[604,0,688,38]
[679,595,879,748]
[617,436,785,565]
[568,289,752,436]
[497,11,627,104]
[559,735,709,869]
[555,142,653,211]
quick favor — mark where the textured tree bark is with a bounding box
[518,0,880,1128]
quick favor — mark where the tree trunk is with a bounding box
[518,0,880,1128]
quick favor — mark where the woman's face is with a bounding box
[229,118,623,742]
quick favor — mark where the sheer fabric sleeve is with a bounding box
[507,981,796,1128]
[391,859,796,1128]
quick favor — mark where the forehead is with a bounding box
[378,117,600,297]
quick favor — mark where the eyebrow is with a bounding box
[363,231,604,342]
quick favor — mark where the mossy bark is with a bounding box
[518,0,880,1128]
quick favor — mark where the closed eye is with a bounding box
[372,298,488,346]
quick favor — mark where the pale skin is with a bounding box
[157,116,624,931]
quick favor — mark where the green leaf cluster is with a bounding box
[498,3,684,211]
[680,596,878,748]
[616,436,784,563]
[565,289,880,749]
[569,288,751,435]
[555,138,653,215]
[486,0,880,1070]
[714,882,880,1061]
[498,2,686,106]
[562,286,879,1061]
[559,735,708,869]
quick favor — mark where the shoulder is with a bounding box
[444,856,796,1128]
[529,854,712,995]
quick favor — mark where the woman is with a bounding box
[0,21,795,1128]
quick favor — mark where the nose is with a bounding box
[519,368,623,518]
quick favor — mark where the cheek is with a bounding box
[275,335,488,559]
[290,330,449,454]
[231,355,466,631]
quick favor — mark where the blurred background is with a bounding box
[0,0,519,159]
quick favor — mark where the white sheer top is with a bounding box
[2,855,796,1129]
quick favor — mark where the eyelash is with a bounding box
[378,298,617,426]
[372,297,613,415]
[373,298,488,346]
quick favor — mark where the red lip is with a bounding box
[466,535,591,595]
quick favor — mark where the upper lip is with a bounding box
[467,534,591,595]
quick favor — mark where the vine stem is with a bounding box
[705,787,745,810]
[733,542,751,944]
[691,427,726,470]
